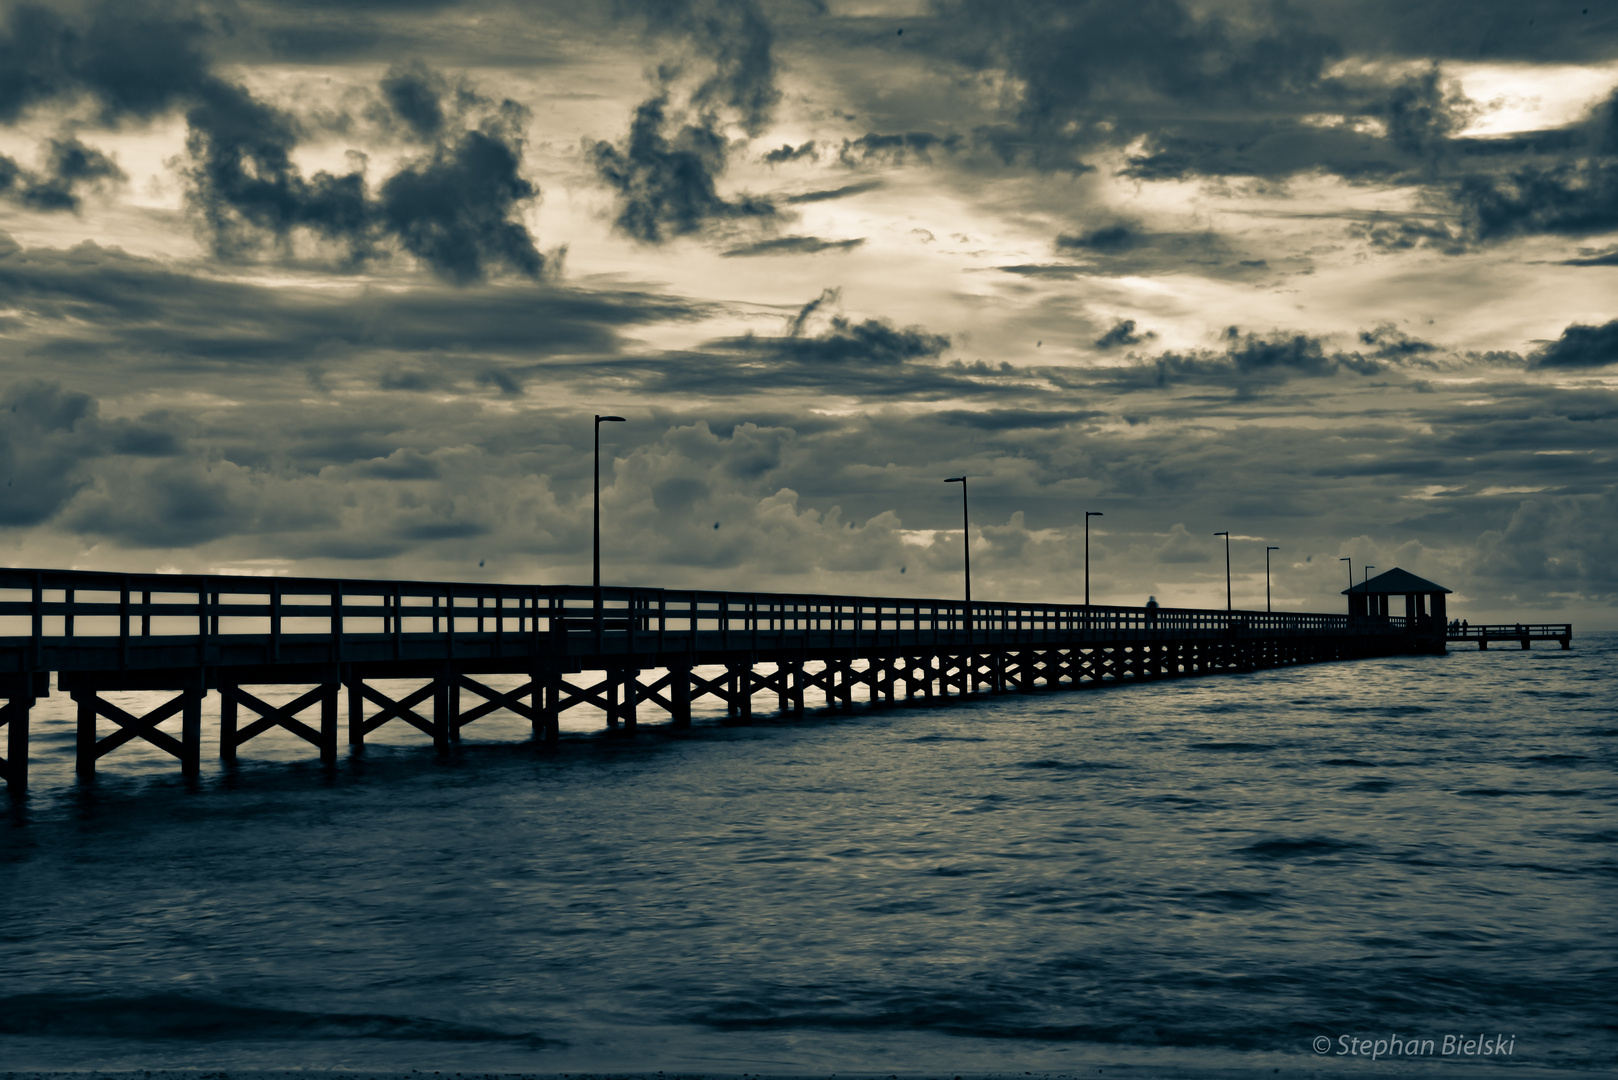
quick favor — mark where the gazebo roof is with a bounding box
[1343,567,1452,595]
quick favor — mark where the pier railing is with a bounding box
[1,567,1413,674]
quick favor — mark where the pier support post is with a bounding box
[2,693,33,796]
[181,678,202,777]
[320,683,338,764]
[541,671,561,742]
[671,663,692,729]
[77,691,98,774]
[348,679,364,746]
[219,683,237,763]
[622,670,639,734]
[433,676,452,754]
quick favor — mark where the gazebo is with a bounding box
[1344,567,1451,635]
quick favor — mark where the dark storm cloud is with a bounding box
[838,131,962,167]
[1057,225,1140,253]
[1306,0,1618,64]
[1094,319,1155,350]
[379,59,450,140]
[0,136,124,212]
[721,235,863,257]
[1348,214,1466,255]
[379,115,544,284]
[1359,324,1437,362]
[0,4,544,281]
[762,140,815,164]
[0,378,188,525]
[589,0,784,242]
[185,70,544,281]
[1532,319,1618,368]
[1560,245,1618,266]
[783,180,882,204]
[623,0,780,136]
[1045,225,1265,279]
[1106,327,1385,395]
[0,1,214,124]
[182,79,375,262]
[1380,65,1476,158]
[922,0,1346,172]
[590,94,776,243]
[582,311,1050,400]
[0,235,700,373]
[1452,161,1618,243]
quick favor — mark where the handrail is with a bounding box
[0,565,1428,674]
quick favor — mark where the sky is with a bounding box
[0,0,1615,626]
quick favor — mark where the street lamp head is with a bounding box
[596,414,626,423]
[944,476,966,483]
[1087,510,1103,518]
[1268,545,1280,552]
[1214,530,1229,537]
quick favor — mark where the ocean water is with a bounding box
[2,634,1614,1074]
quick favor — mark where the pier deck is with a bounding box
[1447,623,1573,650]
[0,567,1484,795]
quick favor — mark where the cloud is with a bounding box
[1057,225,1140,253]
[1532,319,1618,369]
[0,4,543,282]
[379,116,544,284]
[1154,524,1212,565]
[590,0,785,242]
[0,136,124,212]
[1109,327,1386,394]
[380,59,451,140]
[784,181,882,204]
[1348,215,1466,254]
[0,1,214,125]
[1452,161,1618,243]
[590,94,776,243]
[1358,324,1437,362]
[721,235,863,257]
[838,131,962,167]
[0,235,698,378]
[1560,245,1618,267]
[1094,319,1155,350]
[1380,64,1476,158]
[625,0,780,136]
[763,141,816,164]
[1476,487,1618,603]
[0,379,104,524]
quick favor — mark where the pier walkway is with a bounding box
[2,567,1467,794]
[1447,623,1573,650]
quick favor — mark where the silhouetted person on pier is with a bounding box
[1462,619,1468,634]
[1145,596,1159,628]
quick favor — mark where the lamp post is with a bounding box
[1266,546,1279,612]
[594,414,626,590]
[1214,531,1231,612]
[1085,511,1103,608]
[1364,565,1374,586]
[944,477,970,639]
[1340,556,1352,591]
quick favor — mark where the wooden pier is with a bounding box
[1447,623,1573,650]
[1,567,1470,795]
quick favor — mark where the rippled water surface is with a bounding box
[3,635,1615,1073]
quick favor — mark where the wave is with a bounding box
[0,993,551,1045]
[1238,836,1368,860]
